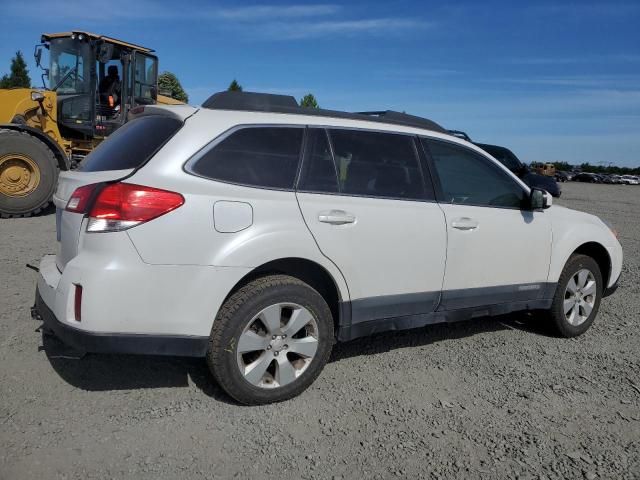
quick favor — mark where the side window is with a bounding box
[328,129,428,200]
[297,128,338,193]
[424,139,526,208]
[190,127,304,189]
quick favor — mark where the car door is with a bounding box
[296,128,447,332]
[421,138,552,310]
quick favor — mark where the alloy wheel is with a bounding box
[236,303,319,389]
[563,269,597,326]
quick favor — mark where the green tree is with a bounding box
[157,71,188,102]
[227,79,243,91]
[299,93,319,108]
[0,51,31,88]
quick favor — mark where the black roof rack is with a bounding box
[201,91,447,134]
[447,130,472,141]
[202,91,299,111]
[357,111,446,133]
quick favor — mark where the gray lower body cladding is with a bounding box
[35,282,557,355]
[337,283,556,342]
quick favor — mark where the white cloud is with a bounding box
[217,4,340,20]
[3,1,340,21]
[505,54,640,65]
[484,74,640,89]
[3,1,430,40]
[528,3,640,17]
[258,18,433,40]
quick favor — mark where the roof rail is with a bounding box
[201,91,447,134]
[202,91,299,111]
[357,111,446,134]
[447,130,472,141]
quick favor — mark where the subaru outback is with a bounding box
[33,91,623,405]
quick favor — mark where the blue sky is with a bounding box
[1,0,639,166]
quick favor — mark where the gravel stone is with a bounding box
[1,183,639,479]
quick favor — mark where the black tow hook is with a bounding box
[30,304,42,321]
[26,263,39,273]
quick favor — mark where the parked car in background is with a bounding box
[573,173,600,183]
[474,143,562,197]
[32,91,621,404]
[609,175,624,184]
[620,175,640,185]
[555,171,572,182]
[447,132,561,197]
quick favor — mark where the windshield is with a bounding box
[49,38,92,94]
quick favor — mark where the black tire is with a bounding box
[207,275,334,405]
[547,254,603,337]
[0,129,59,218]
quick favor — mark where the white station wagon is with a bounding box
[34,91,622,404]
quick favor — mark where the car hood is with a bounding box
[522,172,561,196]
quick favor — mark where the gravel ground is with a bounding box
[1,182,639,480]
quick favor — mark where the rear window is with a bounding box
[328,129,428,200]
[189,126,304,189]
[80,115,183,172]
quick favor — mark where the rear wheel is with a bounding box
[0,129,59,218]
[207,275,334,405]
[547,254,603,337]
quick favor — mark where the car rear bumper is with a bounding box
[34,286,209,357]
[34,250,249,357]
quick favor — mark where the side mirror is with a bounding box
[34,45,43,68]
[529,188,552,210]
[97,43,115,63]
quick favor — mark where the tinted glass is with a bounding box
[477,144,522,173]
[191,127,303,189]
[329,129,427,200]
[425,139,525,208]
[134,54,158,105]
[298,129,338,193]
[81,115,182,172]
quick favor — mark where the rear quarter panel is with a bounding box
[125,112,350,302]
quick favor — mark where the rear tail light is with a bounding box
[65,182,184,233]
[87,183,184,232]
[65,184,100,213]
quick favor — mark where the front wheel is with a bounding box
[547,254,603,337]
[207,275,334,405]
[0,129,59,218]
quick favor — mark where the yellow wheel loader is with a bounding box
[0,31,181,217]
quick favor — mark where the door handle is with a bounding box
[318,210,356,225]
[451,217,478,230]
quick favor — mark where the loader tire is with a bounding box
[0,129,58,218]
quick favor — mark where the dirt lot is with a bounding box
[1,182,639,480]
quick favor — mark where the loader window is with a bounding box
[80,115,182,172]
[134,54,158,105]
[49,38,91,94]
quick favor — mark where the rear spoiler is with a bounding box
[127,104,198,123]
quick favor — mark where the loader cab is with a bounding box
[38,31,158,139]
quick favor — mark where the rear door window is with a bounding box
[190,126,304,190]
[80,115,182,172]
[328,128,429,200]
[297,128,339,193]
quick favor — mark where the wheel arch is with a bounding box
[222,257,345,334]
[0,124,69,171]
[571,242,611,286]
